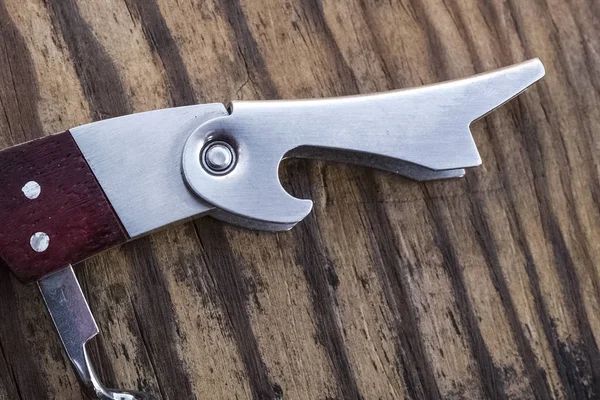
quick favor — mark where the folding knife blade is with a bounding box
[183,59,545,230]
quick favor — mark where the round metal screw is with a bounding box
[30,232,50,253]
[202,141,236,175]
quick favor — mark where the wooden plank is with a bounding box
[0,0,598,398]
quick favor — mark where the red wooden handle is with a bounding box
[0,131,127,282]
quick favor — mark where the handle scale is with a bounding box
[0,132,127,282]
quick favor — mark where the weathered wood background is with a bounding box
[0,0,599,399]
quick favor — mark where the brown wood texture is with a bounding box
[0,0,598,399]
[0,131,127,282]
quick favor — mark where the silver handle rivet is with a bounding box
[202,141,236,175]
[22,181,41,199]
[30,232,50,253]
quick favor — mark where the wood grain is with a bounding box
[0,0,599,399]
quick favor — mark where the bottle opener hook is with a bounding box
[38,266,153,400]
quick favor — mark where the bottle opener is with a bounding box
[0,59,545,399]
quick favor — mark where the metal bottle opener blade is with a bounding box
[0,59,545,399]
[39,266,151,400]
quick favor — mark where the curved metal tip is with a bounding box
[463,58,546,121]
[39,266,155,400]
[84,346,155,400]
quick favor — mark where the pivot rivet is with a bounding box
[201,141,236,175]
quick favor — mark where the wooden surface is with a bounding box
[0,0,598,399]
[0,131,127,282]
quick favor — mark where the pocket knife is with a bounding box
[0,59,545,399]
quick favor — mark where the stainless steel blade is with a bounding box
[182,59,546,230]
